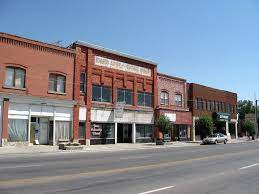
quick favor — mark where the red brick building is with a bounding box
[0,33,76,146]
[71,41,158,145]
[188,83,238,141]
[156,73,192,141]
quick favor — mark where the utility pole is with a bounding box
[256,100,258,139]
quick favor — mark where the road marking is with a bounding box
[0,149,258,188]
[239,163,259,170]
[0,164,42,170]
[138,186,175,194]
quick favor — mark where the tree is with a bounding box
[155,115,172,140]
[242,121,255,137]
[238,100,255,120]
[196,116,214,139]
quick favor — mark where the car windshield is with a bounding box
[208,134,217,138]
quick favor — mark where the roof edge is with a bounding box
[158,72,186,82]
[73,40,157,66]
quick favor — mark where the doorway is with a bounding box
[117,124,132,143]
[30,117,50,145]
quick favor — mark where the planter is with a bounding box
[59,142,83,150]
[156,139,164,145]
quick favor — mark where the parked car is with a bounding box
[202,133,228,144]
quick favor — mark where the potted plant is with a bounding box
[155,115,172,145]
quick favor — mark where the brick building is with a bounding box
[156,73,192,141]
[188,83,238,141]
[71,41,158,145]
[0,33,76,146]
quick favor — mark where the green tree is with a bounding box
[238,100,255,120]
[242,121,255,136]
[196,116,214,139]
[155,115,172,140]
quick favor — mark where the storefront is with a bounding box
[90,107,154,144]
[1,94,75,146]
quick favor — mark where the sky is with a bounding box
[0,0,259,101]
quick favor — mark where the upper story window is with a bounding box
[80,73,86,93]
[4,67,25,88]
[92,85,111,103]
[175,94,182,107]
[138,92,153,107]
[48,74,66,93]
[117,88,133,105]
[160,91,169,105]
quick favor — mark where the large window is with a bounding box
[91,123,115,139]
[160,91,169,105]
[117,89,133,105]
[175,94,182,107]
[5,67,25,88]
[138,92,153,107]
[48,74,66,93]
[136,124,154,142]
[8,119,28,142]
[92,85,112,102]
[55,121,72,143]
[80,73,86,93]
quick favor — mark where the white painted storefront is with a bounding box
[0,94,75,146]
[90,107,154,144]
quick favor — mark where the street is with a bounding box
[0,143,259,194]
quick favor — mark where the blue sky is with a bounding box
[1,0,259,101]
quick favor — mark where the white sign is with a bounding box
[114,102,125,118]
[164,113,176,122]
[95,56,152,77]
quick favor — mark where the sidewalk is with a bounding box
[0,141,200,156]
[0,139,255,156]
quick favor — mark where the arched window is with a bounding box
[175,94,182,106]
[48,73,66,93]
[4,66,26,88]
[160,91,169,105]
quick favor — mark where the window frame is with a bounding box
[48,73,66,93]
[80,72,86,93]
[137,91,153,107]
[92,85,112,103]
[160,91,169,105]
[175,94,182,107]
[117,88,133,105]
[4,66,26,89]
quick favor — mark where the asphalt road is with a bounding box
[0,142,259,194]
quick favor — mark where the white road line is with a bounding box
[239,163,259,170]
[138,186,175,194]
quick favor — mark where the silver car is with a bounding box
[202,133,228,144]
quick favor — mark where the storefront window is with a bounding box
[117,89,133,105]
[92,85,111,103]
[8,119,28,142]
[91,123,115,139]
[55,121,72,143]
[136,124,154,139]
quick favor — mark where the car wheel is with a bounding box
[215,140,218,144]
[224,139,227,144]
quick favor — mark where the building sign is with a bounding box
[95,56,152,77]
[217,112,230,121]
[114,102,125,119]
[164,113,176,122]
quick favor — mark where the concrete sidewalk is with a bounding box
[0,139,255,156]
[0,141,200,155]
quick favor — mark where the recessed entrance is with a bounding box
[117,124,132,143]
[30,117,52,145]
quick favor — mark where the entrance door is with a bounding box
[39,118,49,145]
[179,125,187,141]
[117,124,132,143]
